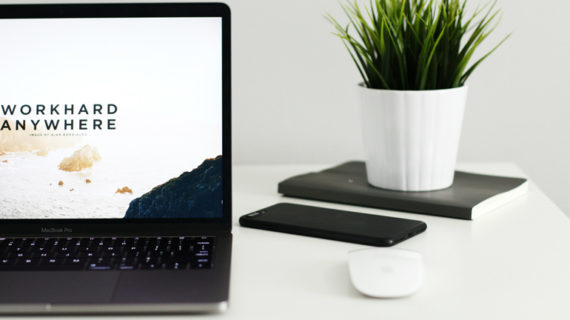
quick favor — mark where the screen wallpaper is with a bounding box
[0,18,223,219]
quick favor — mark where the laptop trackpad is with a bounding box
[0,271,120,304]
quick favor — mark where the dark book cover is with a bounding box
[277,161,528,220]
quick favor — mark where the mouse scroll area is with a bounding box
[348,248,423,298]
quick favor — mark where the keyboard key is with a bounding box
[88,264,112,271]
[119,264,136,270]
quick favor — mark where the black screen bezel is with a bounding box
[0,3,232,236]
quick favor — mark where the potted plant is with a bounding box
[329,0,509,191]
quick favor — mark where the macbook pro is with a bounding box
[0,3,232,314]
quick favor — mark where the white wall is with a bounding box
[6,0,570,216]
[227,0,570,217]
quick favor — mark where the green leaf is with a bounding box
[327,0,509,90]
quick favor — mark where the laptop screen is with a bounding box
[0,17,223,220]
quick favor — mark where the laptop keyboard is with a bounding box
[0,236,214,271]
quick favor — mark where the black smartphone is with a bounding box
[239,203,427,247]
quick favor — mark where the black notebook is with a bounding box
[278,161,528,220]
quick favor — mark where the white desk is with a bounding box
[14,163,570,320]
[224,163,570,320]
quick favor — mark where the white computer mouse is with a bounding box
[348,248,423,298]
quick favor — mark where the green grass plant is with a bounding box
[328,0,510,90]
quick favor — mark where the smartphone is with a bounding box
[239,203,426,247]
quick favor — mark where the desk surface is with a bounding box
[14,163,570,319]
[227,162,570,320]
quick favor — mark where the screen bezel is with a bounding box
[0,3,232,235]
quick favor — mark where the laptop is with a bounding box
[0,3,231,314]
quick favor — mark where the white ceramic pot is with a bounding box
[359,85,467,191]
